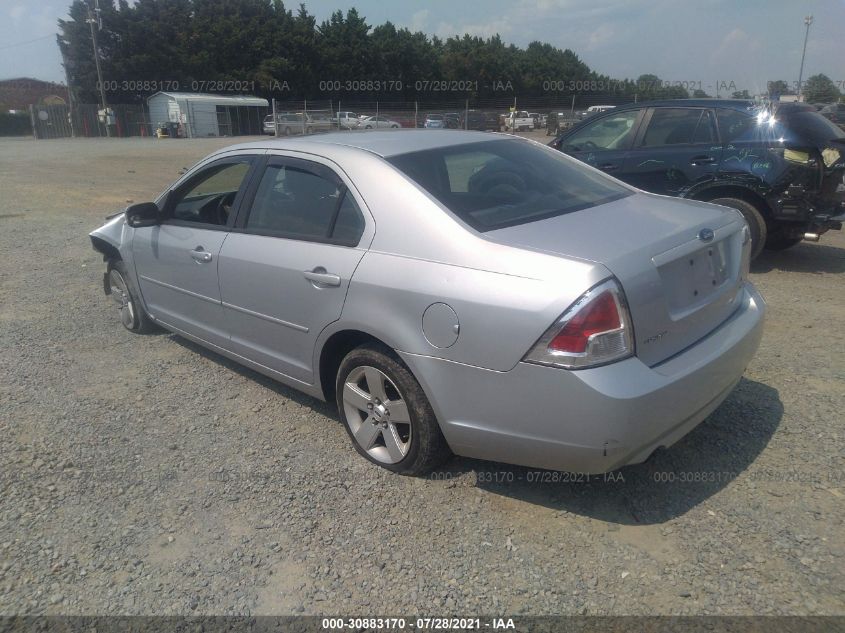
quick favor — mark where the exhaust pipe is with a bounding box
[803,232,820,242]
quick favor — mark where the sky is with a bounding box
[1,0,843,95]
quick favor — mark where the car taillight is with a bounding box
[523,279,634,370]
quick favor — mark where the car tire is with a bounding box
[283,126,291,136]
[708,197,767,260]
[106,260,157,334]
[336,343,450,475]
[764,231,803,251]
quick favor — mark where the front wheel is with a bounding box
[707,197,767,260]
[107,260,157,334]
[336,344,450,475]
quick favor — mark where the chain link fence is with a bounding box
[22,93,646,139]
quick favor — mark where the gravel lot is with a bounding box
[0,134,843,617]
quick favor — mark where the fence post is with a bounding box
[464,99,468,130]
[338,101,342,129]
[415,101,418,128]
[272,98,278,136]
[29,105,37,140]
[302,98,307,134]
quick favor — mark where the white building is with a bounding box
[147,92,269,138]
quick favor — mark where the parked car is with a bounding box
[550,99,845,258]
[263,113,306,136]
[333,112,361,130]
[304,113,335,134]
[545,111,580,136]
[90,130,764,475]
[424,114,446,129]
[443,113,462,129]
[503,110,534,131]
[819,103,845,129]
[262,114,275,135]
[464,110,499,131]
[359,115,401,129]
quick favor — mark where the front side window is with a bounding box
[640,108,712,147]
[562,110,639,152]
[389,138,631,232]
[245,161,364,244]
[169,160,252,226]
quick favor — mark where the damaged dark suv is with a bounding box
[549,99,845,258]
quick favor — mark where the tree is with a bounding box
[767,80,792,97]
[692,88,710,98]
[802,74,840,103]
[731,89,751,99]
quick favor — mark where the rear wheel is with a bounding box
[107,260,157,334]
[336,344,449,475]
[707,197,767,260]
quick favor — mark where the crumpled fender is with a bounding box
[89,213,129,260]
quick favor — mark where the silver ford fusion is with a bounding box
[90,130,765,475]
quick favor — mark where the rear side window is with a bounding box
[245,162,364,244]
[388,138,631,232]
[641,108,713,146]
[716,109,755,142]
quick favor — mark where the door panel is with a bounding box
[132,155,257,347]
[218,235,366,383]
[218,156,368,384]
[622,108,722,195]
[133,225,230,345]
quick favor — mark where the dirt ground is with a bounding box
[0,134,843,617]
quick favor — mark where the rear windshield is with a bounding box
[388,139,631,231]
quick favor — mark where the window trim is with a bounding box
[232,154,367,248]
[633,107,720,149]
[160,155,258,232]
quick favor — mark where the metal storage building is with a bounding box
[147,92,269,138]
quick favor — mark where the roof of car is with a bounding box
[224,129,513,158]
[613,99,757,111]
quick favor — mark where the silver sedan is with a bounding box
[90,131,765,475]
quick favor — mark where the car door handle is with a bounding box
[190,247,212,263]
[303,268,341,287]
[598,163,619,171]
[690,155,716,165]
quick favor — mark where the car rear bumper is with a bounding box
[401,282,765,474]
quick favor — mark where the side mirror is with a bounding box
[125,202,161,228]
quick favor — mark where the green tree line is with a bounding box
[57,0,841,106]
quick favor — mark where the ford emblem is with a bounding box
[698,228,715,242]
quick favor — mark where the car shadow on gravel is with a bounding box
[439,378,783,525]
[169,336,336,417]
[752,242,845,274]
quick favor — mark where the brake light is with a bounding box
[523,279,634,369]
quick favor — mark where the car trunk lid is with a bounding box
[485,192,748,366]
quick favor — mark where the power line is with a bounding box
[0,33,56,51]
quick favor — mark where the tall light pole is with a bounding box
[797,14,813,101]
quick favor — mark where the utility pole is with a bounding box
[59,45,76,137]
[797,15,813,101]
[86,0,110,136]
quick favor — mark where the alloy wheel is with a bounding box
[342,365,411,464]
[108,269,136,329]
